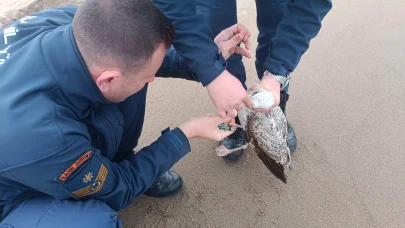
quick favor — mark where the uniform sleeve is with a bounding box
[156,47,200,82]
[152,0,227,86]
[8,127,190,211]
[1,6,78,40]
[0,6,78,65]
[29,6,78,24]
[263,0,332,76]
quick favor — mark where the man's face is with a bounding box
[96,44,166,103]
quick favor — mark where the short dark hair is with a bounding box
[72,0,174,73]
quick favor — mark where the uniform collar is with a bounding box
[41,24,110,111]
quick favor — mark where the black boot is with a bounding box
[220,116,246,161]
[280,92,297,153]
[144,171,183,198]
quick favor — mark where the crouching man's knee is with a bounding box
[0,196,122,228]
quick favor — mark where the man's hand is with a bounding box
[207,70,253,118]
[248,75,281,112]
[206,23,253,119]
[179,114,236,141]
[214,23,252,60]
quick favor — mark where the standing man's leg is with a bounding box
[197,0,248,161]
[255,0,297,152]
[0,196,121,227]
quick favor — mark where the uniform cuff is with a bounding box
[262,56,292,79]
[161,127,191,159]
[193,52,227,86]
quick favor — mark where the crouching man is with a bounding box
[0,0,252,227]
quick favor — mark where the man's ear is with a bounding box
[96,70,123,93]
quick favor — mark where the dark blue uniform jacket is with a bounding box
[0,6,190,211]
[153,0,332,78]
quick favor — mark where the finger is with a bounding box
[217,130,235,141]
[220,23,250,41]
[231,34,244,47]
[216,115,233,123]
[231,23,246,36]
[243,33,251,50]
[226,109,238,119]
[220,34,244,54]
[274,97,280,106]
[234,46,252,58]
[243,94,253,109]
[205,113,215,117]
[236,23,250,35]
[237,24,251,48]
[252,107,269,113]
[248,85,259,92]
[228,118,236,126]
[236,102,244,111]
[252,102,280,113]
[218,110,227,118]
[216,24,240,42]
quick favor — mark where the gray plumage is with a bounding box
[216,88,291,183]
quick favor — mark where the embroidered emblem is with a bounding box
[59,150,92,182]
[72,164,108,198]
[82,172,93,183]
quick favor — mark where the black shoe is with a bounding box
[220,127,246,161]
[280,92,297,153]
[144,171,183,198]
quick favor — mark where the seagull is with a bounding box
[216,88,291,183]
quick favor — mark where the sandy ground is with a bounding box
[2,0,405,227]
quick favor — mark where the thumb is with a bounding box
[228,118,236,126]
[218,110,227,118]
[215,115,233,124]
[248,85,259,92]
[243,94,253,109]
[218,130,235,140]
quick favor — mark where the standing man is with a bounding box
[0,0,251,226]
[153,0,333,160]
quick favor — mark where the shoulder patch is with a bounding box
[71,163,108,198]
[59,150,92,182]
[60,154,116,200]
